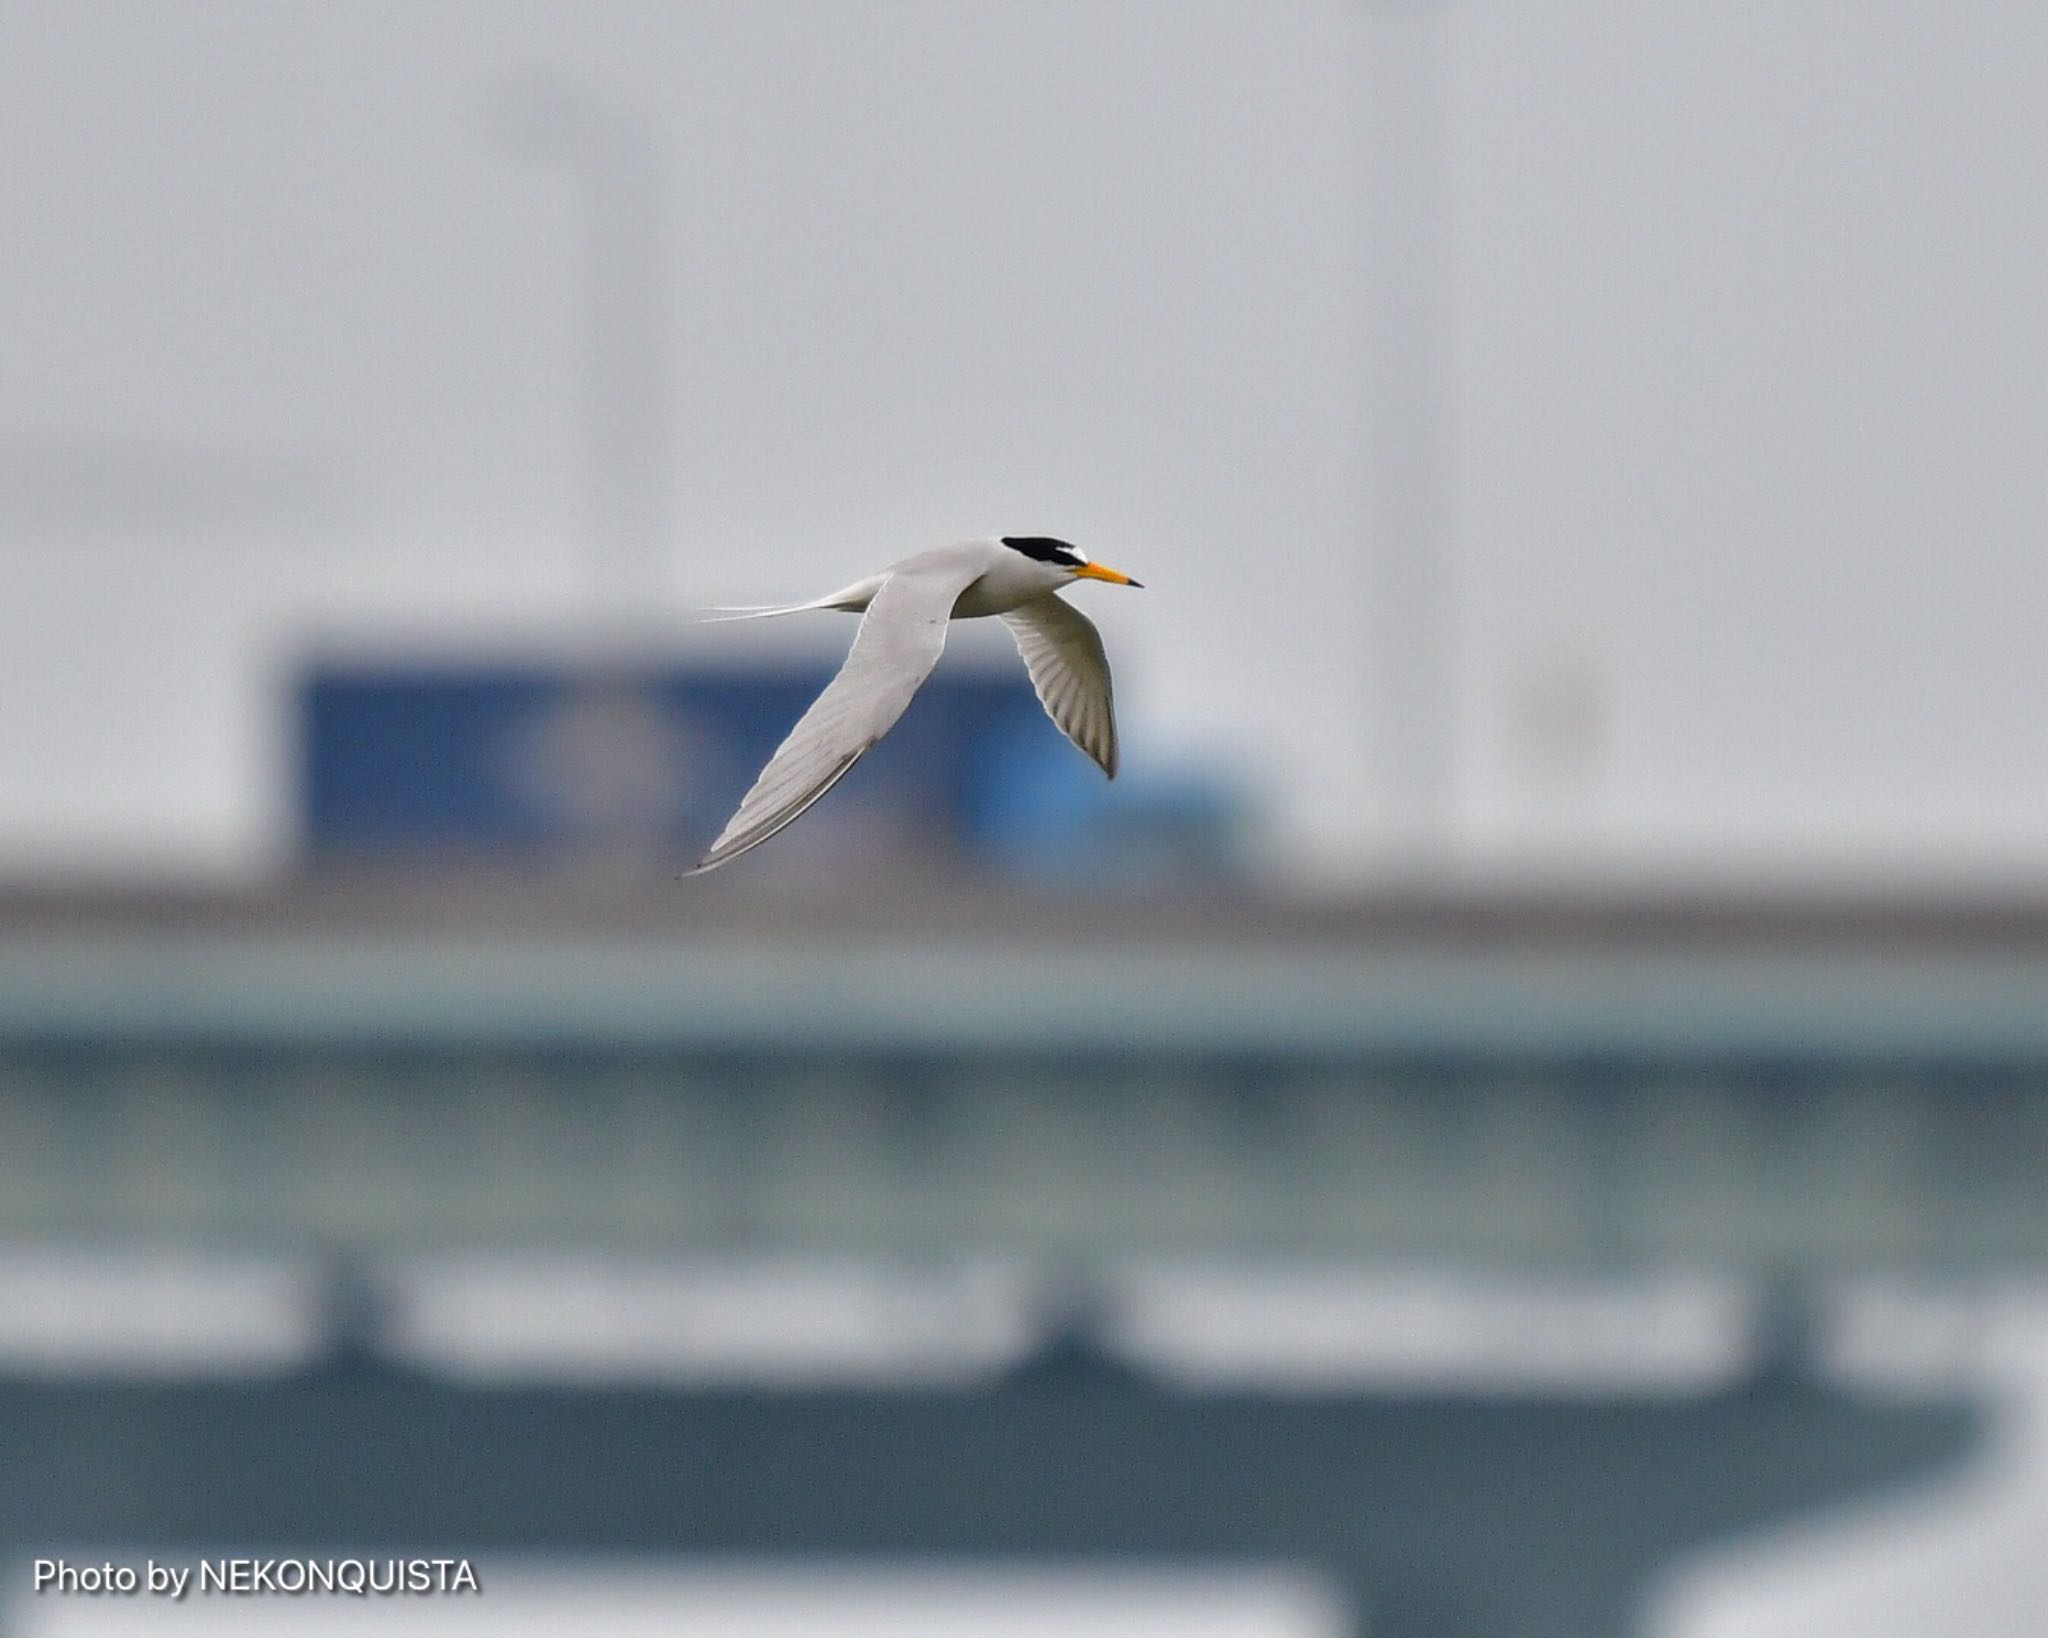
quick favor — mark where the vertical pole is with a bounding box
[495,78,676,623]
[1360,3,1455,865]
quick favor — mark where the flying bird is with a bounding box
[688,536,1143,874]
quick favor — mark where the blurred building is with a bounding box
[0,881,2041,1635]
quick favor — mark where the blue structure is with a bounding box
[299,659,1240,878]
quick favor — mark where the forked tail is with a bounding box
[694,602,828,624]
[694,572,886,623]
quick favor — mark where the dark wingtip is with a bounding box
[1127,578,1144,588]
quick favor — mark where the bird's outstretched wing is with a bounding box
[688,559,982,874]
[1001,593,1118,778]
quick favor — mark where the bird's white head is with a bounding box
[999,536,1144,589]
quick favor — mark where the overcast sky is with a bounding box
[3,0,2046,888]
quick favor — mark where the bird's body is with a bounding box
[690,536,1142,874]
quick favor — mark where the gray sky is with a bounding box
[2,0,2046,889]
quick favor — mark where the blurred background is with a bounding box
[3,1,2048,1633]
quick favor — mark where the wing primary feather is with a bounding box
[1001,595,1119,779]
[685,750,864,874]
